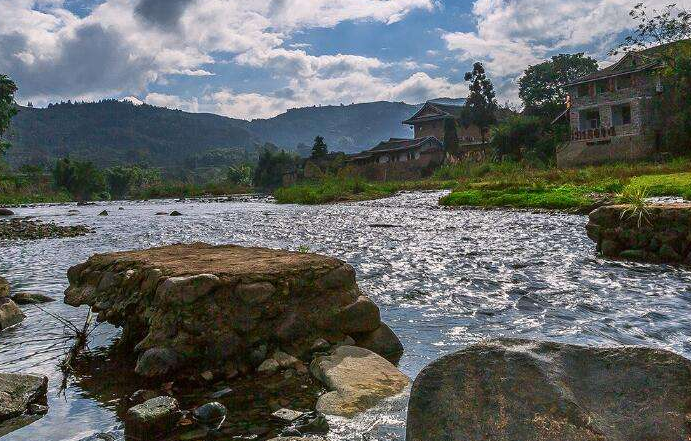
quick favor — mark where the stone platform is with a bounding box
[587,203,691,263]
[64,243,402,379]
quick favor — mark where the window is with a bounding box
[612,103,632,126]
[580,109,601,130]
[577,83,589,97]
[616,74,631,90]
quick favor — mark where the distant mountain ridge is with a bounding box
[4,99,420,170]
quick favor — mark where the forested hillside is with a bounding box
[4,100,419,170]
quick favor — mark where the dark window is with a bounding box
[577,83,589,97]
[622,105,631,125]
[617,74,632,90]
[595,80,608,95]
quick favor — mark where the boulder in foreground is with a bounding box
[0,298,25,330]
[0,373,48,422]
[125,396,180,440]
[407,338,691,441]
[587,203,691,263]
[310,345,409,417]
[64,243,400,379]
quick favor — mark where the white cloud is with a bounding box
[443,0,691,102]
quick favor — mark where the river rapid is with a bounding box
[1,191,690,440]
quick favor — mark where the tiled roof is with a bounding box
[347,137,442,160]
[569,39,691,85]
[403,98,467,124]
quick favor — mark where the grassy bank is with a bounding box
[274,177,456,204]
[130,181,252,200]
[0,175,72,205]
[439,159,691,210]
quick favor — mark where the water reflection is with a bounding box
[1,191,691,440]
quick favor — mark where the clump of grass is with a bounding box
[618,184,651,228]
[440,185,593,210]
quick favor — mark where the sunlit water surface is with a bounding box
[2,191,691,440]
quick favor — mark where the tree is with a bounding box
[443,117,459,150]
[53,158,106,201]
[227,164,253,186]
[0,75,18,155]
[612,3,691,56]
[311,136,328,159]
[105,166,139,199]
[253,148,300,189]
[464,62,498,143]
[518,54,598,119]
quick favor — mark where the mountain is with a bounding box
[245,101,417,154]
[4,99,420,170]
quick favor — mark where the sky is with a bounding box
[1,0,690,120]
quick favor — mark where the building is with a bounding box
[557,42,685,166]
[347,137,444,167]
[402,98,482,143]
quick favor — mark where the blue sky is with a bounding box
[1,0,689,119]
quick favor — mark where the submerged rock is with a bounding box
[310,345,409,417]
[0,372,48,422]
[125,396,180,440]
[587,203,691,263]
[0,218,92,240]
[169,211,182,216]
[407,338,691,441]
[281,411,329,436]
[98,210,108,216]
[0,298,25,330]
[11,292,55,305]
[0,208,14,216]
[63,243,401,379]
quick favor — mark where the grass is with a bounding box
[274,177,456,205]
[438,158,691,211]
[131,181,252,200]
[0,175,72,205]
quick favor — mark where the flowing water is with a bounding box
[1,191,691,440]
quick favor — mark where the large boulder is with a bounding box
[407,338,691,441]
[353,323,404,363]
[587,203,691,263]
[0,373,48,421]
[63,243,401,378]
[0,298,25,330]
[310,345,409,417]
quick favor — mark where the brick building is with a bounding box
[556,42,686,166]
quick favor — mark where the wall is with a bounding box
[556,133,655,167]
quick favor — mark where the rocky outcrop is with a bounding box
[64,243,401,379]
[0,373,48,422]
[587,203,691,263]
[125,396,181,440]
[0,218,92,240]
[0,298,25,330]
[310,345,409,417]
[407,338,691,441]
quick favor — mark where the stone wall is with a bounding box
[586,203,691,263]
[556,133,655,167]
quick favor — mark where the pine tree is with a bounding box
[464,62,498,143]
[311,136,328,159]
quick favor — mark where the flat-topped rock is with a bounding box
[64,243,400,378]
[0,372,48,422]
[587,203,691,263]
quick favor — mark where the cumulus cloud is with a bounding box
[0,0,445,113]
[443,0,691,102]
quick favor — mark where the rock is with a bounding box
[134,347,180,377]
[128,389,159,406]
[169,211,182,216]
[268,437,326,441]
[353,323,404,363]
[200,370,214,381]
[118,207,124,210]
[28,403,48,415]
[599,239,620,257]
[125,396,180,440]
[0,218,92,240]
[335,296,381,334]
[98,210,108,216]
[272,408,304,422]
[63,243,397,379]
[406,338,691,441]
[273,350,300,368]
[155,212,167,215]
[11,292,55,305]
[192,402,227,429]
[76,433,117,441]
[0,208,14,216]
[310,338,331,353]
[281,411,329,435]
[0,277,9,298]
[0,298,25,330]
[257,358,280,374]
[310,345,409,417]
[0,373,48,421]
[210,387,233,399]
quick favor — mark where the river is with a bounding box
[1,191,690,440]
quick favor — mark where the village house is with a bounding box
[346,98,486,179]
[557,42,686,166]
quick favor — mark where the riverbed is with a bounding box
[1,191,690,440]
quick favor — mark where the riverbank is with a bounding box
[274,159,691,209]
